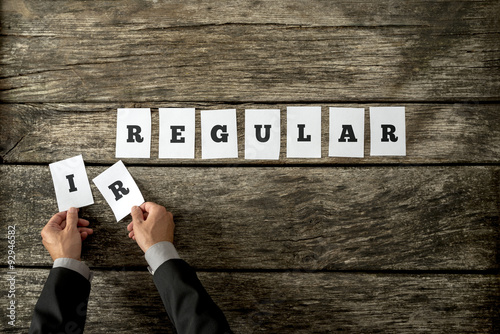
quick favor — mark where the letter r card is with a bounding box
[93,160,145,222]
[116,108,151,159]
[49,154,94,212]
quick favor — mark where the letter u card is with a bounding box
[49,154,94,212]
[92,160,145,222]
[245,109,281,160]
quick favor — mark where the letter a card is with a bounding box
[116,108,151,159]
[329,107,365,158]
[49,154,94,212]
[93,160,145,222]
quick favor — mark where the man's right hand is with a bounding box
[41,207,93,261]
[127,202,175,253]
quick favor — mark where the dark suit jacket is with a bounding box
[153,259,232,334]
[29,267,90,334]
[29,259,232,334]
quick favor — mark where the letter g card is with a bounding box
[93,160,145,222]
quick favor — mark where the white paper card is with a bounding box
[92,160,145,222]
[201,109,238,159]
[329,108,365,158]
[159,108,195,159]
[49,155,94,212]
[115,108,151,158]
[370,107,406,156]
[245,109,280,160]
[286,106,321,158]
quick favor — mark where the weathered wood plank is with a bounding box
[1,0,499,102]
[2,269,498,333]
[1,103,500,164]
[1,165,497,270]
[4,0,500,32]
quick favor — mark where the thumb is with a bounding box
[130,206,144,224]
[66,207,79,231]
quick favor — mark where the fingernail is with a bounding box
[69,207,77,213]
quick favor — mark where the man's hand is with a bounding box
[127,202,175,253]
[41,207,94,261]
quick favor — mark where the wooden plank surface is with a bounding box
[1,0,499,103]
[1,164,497,270]
[1,103,500,165]
[1,269,498,333]
[1,1,499,332]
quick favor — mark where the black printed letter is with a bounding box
[66,174,77,192]
[170,125,186,143]
[211,125,229,143]
[297,124,311,142]
[338,125,358,142]
[381,124,398,142]
[108,181,130,201]
[255,125,271,142]
[127,125,144,143]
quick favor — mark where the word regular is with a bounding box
[115,107,406,160]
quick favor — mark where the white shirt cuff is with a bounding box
[53,258,92,282]
[144,241,180,274]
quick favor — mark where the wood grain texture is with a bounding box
[1,0,499,103]
[1,103,499,165]
[1,1,499,332]
[1,164,497,270]
[1,269,498,333]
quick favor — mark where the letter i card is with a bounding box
[92,160,145,222]
[49,154,94,212]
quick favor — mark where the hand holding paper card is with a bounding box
[93,160,145,222]
[49,155,94,212]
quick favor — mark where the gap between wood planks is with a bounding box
[2,161,500,168]
[2,264,499,275]
[1,100,500,105]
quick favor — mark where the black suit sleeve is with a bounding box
[153,259,232,334]
[29,267,90,334]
